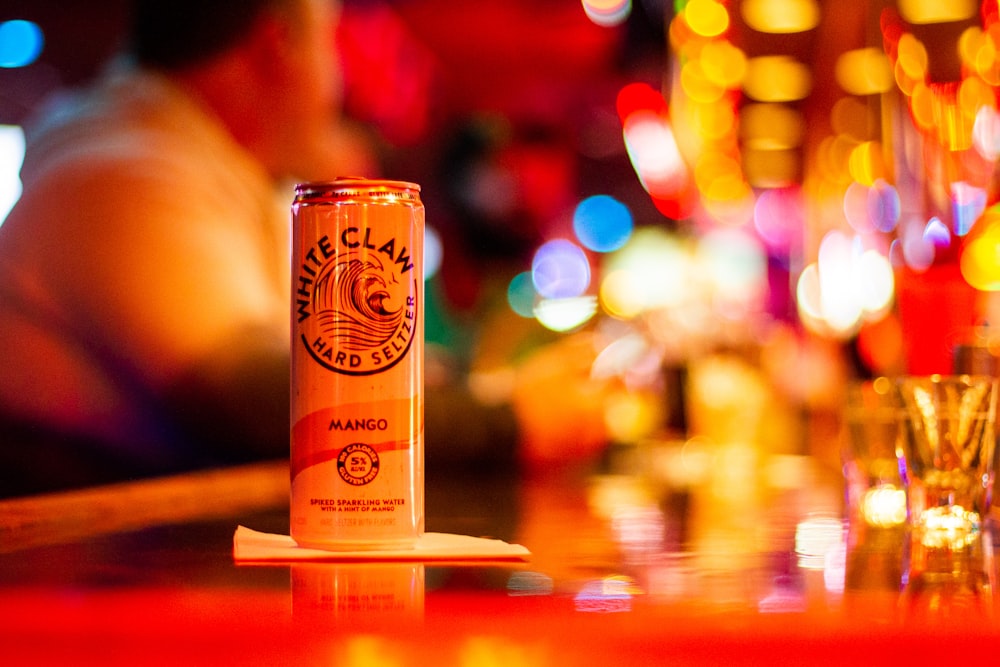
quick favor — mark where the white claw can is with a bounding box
[290,178,424,550]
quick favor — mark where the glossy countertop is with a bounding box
[2,450,999,666]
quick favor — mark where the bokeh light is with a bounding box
[695,227,767,306]
[681,60,726,104]
[684,0,730,38]
[424,225,442,280]
[573,195,633,253]
[534,296,599,332]
[601,227,689,312]
[847,141,886,185]
[532,239,591,299]
[740,0,820,33]
[0,125,25,226]
[898,0,977,24]
[622,109,690,208]
[740,103,804,150]
[898,218,936,270]
[616,82,668,122]
[973,105,1000,160]
[599,269,646,319]
[951,182,987,237]
[794,515,843,570]
[753,186,803,252]
[617,81,697,220]
[867,179,901,233]
[817,231,860,333]
[507,271,537,318]
[581,0,632,27]
[0,20,43,68]
[699,40,747,89]
[742,56,812,102]
[835,48,893,96]
[961,206,1000,290]
[796,230,895,337]
[843,181,873,234]
[895,33,928,92]
[857,249,895,315]
[923,217,951,247]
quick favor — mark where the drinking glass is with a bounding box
[896,375,998,549]
[842,377,906,529]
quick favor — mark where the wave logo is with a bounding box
[300,249,418,375]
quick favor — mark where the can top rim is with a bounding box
[295,178,421,198]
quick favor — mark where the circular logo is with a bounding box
[336,443,380,486]
[299,249,418,376]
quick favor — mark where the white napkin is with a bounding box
[233,525,531,562]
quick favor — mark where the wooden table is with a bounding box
[1,455,999,665]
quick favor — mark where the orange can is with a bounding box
[290,179,424,550]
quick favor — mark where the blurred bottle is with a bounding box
[952,343,999,376]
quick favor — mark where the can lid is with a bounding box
[294,178,421,203]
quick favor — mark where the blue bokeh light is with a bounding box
[923,217,951,248]
[951,182,987,237]
[573,194,633,253]
[532,239,591,299]
[867,179,900,233]
[0,20,44,68]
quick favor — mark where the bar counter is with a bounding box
[2,455,999,665]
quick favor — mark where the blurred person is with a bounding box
[0,0,376,495]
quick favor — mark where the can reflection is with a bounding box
[899,531,996,621]
[844,523,907,593]
[291,562,425,626]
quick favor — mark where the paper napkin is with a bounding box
[233,525,530,562]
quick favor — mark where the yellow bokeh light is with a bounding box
[604,391,661,443]
[815,134,856,184]
[699,40,747,89]
[603,227,689,309]
[835,48,893,96]
[705,170,752,205]
[959,76,995,120]
[743,56,812,102]
[939,95,973,151]
[742,148,800,188]
[681,60,726,104]
[459,636,547,667]
[676,38,706,67]
[693,102,737,141]
[896,33,928,83]
[847,141,886,186]
[694,151,742,193]
[600,268,646,318]
[985,25,1000,84]
[959,26,985,69]
[861,486,907,528]
[909,82,935,131]
[685,0,730,37]
[893,60,918,96]
[961,224,1000,290]
[740,103,804,149]
[830,96,877,141]
[899,0,977,24]
[703,186,755,226]
[740,0,820,33]
[669,12,696,50]
[341,636,405,667]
